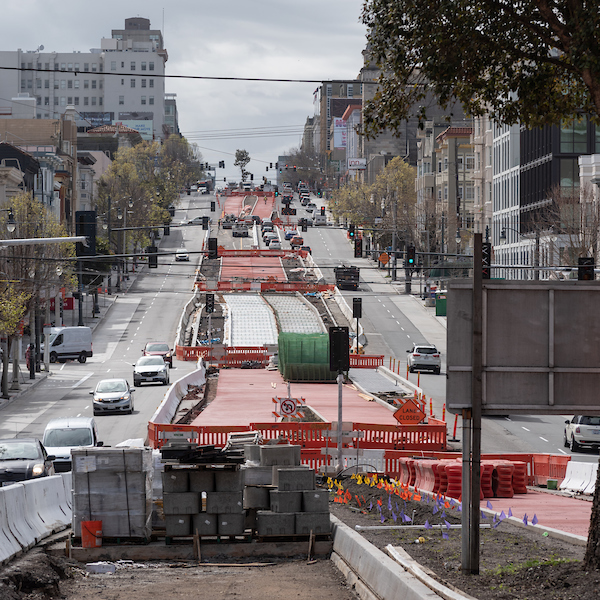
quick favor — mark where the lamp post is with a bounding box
[116,207,123,292]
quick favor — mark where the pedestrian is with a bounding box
[25,344,31,370]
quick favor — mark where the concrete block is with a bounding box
[218,513,246,536]
[243,466,272,486]
[215,469,244,492]
[269,490,302,513]
[165,515,191,537]
[243,486,272,509]
[73,492,147,514]
[205,492,244,514]
[72,448,152,473]
[295,512,331,535]
[162,492,199,515]
[271,465,311,489]
[162,470,189,493]
[302,490,329,512]
[189,470,215,493]
[244,444,261,462]
[275,467,315,491]
[260,445,301,466]
[74,471,148,495]
[256,511,295,536]
[192,513,218,536]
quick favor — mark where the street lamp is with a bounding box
[1,208,16,233]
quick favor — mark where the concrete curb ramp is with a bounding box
[331,515,449,600]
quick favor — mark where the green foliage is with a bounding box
[234,149,251,181]
[0,288,30,337]
[361,0,600,135]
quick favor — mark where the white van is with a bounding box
[42,416,103,472]
[46,326,93,363]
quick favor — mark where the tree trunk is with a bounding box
[583,459,600,570]
[1,340,9,399]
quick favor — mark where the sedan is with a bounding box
[564,415,600,452]
[284,230,299,240]
[0,438,55,484]
[407,345,441,374]
[90,379,135,415]
[143,342,173,367]
[269,239,282,250]
[134,356,170,387]
[175,248,190,261]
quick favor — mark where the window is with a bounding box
[131,61,136,71]
[74,80,79,89]
[36,79,41,89]
[149,62,155,71]
[131,79,136,88]
[99,80,103,90]
[60,96,66,106]
[121,78,125,85]
[36,97,41,105]
[91,63,97,72]
[67,80,72,89]
[560,158,580,190]
[438,161,442,173]
[99,97,103,106]
[119,95,124,105]
[149,79,154,88]
[84,62,89,72]
[111,61,117,71]
[74,97,79,106]
[60,80,66,89]
[84,80,89,89]
[84,97,89,106]
[67,96,72,104]
[44,63,49,70]
[121,61,125,68]
[141,96,146,105]
[54,97,59,105]
[561,117,587,153]
[141,79,146,88]
[91,80,97,89]
[61,63,66,70]
[44,79,49,89]
[54,63,59,70]
[74,63,79,71]
[91,97,96,106]
[466,155,475,170]
[141,61,147,71]
[44,97,49,106]
[149,96,154,105]
[54,81,59,89]
[26,79,32,89]
[67,63,73,71]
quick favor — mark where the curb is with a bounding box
[0,372,50,410]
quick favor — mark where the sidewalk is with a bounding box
[0,266,142,409]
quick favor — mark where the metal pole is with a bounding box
[337,372,343,471]
[534,229,540,281]
[77,259,84,326]
[461,409,472,572]
[107,195,112,295]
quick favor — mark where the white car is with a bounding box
[406,345,441,374]
[90,378,135,415]
[175,248,190,261]
[564,415,600,452]
[133,356,170,387]
[269,239,282,250]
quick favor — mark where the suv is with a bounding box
[564,415,600,452]
[406,345,441,374]
[42,417,103,472]
[290,235,304,248]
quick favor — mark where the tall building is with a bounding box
[0,18,170,142]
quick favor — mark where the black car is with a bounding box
[0,438,55,484]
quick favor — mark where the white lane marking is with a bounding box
[521,427,530,432]
[407,335,411,339]
[72,373,93,389]
[107,369,110,372]
[396,321,400,325]
[539,437,549,442]
[401,327,404,331]
[558,449,568,455]
[76,413,81,417]
[85,406,89,410]
[60,363,65,371]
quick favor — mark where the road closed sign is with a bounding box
[393,399,425,424]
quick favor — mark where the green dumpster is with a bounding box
[435,294,447,317]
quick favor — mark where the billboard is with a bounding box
[348,158,366,170]
[447,280,600,415]
[80,112,113,127]
[333,118,347,149]
[114,120,154,140]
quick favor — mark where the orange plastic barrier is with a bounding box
[511,461,528,494]
[445,463,462,500]
[195,281,335,293]
[480,462,495,498]
[492,462,515,498]
[350,355,384,368]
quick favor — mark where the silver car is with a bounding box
[133,356,170,387]
[564,415,600,452]
[90,378,135,415]
[407,345,441,374]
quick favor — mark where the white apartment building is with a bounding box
[0,18,168,141]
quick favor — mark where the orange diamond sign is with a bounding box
[393,399,426,424]
[379,252,390,265]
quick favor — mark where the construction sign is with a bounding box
[378,252,390,266]
[393,399,425,424]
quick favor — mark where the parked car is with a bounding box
[90,378,135,415]
[142,342,173,367]
[406,345,441,374]
[284,229,299,240]
[564,415,600,452]
[134,356,170,387]
[42,417,103,472]
[175,248,190,261]
[269,239,282,250]
[0,438,55,484]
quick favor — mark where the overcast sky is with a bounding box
[3,0,367,182]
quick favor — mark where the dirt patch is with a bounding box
[329,477,596,600]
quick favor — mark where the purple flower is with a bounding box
[388,497,392,511]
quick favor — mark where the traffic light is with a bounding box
[270,163,273,168]
[482,242,491,279]
[219,161,225,168]
[293,166,297,171]
[75,211,97,257]
[300,219,308,232]
[406,245,416,266]
[208,237,218,259]
[578,256,595,280]
[265,166,269,172]
[210,201,215,212]
[148,246,158,268]
[163,225,170,236]
[320,206,325,216]
[354,237,363,258]
[250,174,254,181]
[275,190,279,197]
[205,293,215,314]
[202,216,209,230]
[329,326,350,372]
[349,224,355,238]
[352,297,362,319]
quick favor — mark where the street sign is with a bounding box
[379,252,390,265]
[393,399,425,424]
[279,398,297,416]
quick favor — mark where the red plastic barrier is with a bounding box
[445,463,462,500]
[407,459,417,487]
[492,462,515,498]
[480,462,494,498]
[511,461,528,494]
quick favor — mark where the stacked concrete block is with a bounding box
[192,513,218,536]
[269,490,302,513]
[259,445,301,467]
[72,448,153,539]
[152,450,165,529]
[273,467,315,491]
